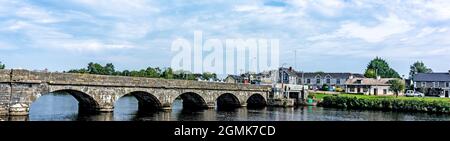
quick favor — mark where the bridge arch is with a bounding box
[246,93,267,108]
[117,91,162,112]
[31,89,100,114]
[175,92,208,109]
[216,93,241,110]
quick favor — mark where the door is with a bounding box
[374,88,378,95]
[446,91,449,98]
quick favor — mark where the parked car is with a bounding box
[405,90,425,97]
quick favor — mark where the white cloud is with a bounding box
[233,4,285,14]
[16,6,61,24]
[288,0,345,17]
[422,0,450,20]
[0,41,15,50]
[71,0,159,17]
[308,14,413,43]
[113,22,152,39]
[1,20,134,51]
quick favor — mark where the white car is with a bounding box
[405,90,425,97]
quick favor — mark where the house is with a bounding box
[413,71,450,97]
[345,77,400,96]
[272,83,308,105]
[255,70,278,85]
[298,72,365,90]
[279,67,298,84]
[224,75,244,84]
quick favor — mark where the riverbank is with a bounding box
[310,93,450,114]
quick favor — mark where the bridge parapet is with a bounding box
[0,69,272,116]
[7,69,271,91]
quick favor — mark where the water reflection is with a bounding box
[2,93,450,121]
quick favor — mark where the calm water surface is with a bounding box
[2,93,450,121]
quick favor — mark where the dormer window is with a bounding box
[356,80,362,84]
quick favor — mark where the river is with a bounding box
[2,93,450,121]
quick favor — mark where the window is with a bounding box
[383,89,387,95]
[316,79,321,84]
[356,80,362,84]
[326,79,331,84]
[350,87,355,92]
[363,88,368,92]
[446,82,450,87]
[306,79,311,84]
[337,79,341,84]
[422,82,426,87]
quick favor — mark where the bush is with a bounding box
[320,95,450,114]
[335,87,344,92]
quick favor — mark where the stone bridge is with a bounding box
[0,69,271,116]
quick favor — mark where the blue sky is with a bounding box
[0,0,450,77]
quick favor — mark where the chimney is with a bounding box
[376,76,381,80]
[448,70,450,75]
[289,67,293,71]
[349,75,354,79]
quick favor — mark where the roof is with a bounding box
[413,73,450,82]
[226,75,243,80]
[279,68,298,76]
[345,78,396,86]
[298,72,365,79]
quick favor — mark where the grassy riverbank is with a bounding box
[310,93,450,113]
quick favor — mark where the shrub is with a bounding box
[320,95,450,114]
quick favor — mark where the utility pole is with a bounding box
[294,50,297,70]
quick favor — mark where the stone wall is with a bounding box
[0,69,271,116]
[10,69,271,91]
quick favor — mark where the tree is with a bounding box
[104,63,115,75]
[67,68,88,73]
[145,67,161,78]
[122,70,131,76]
[87,62,103,74]
[388,79,406,98]
[162,67,174,79]
[409,61,432,79]
[322,84,329,91]
[364,57,400,78]
[0,61,5,69]
[202,72,217,81]
[365,69,376,78]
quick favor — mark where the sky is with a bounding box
[0,0,450,77]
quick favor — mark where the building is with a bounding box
[255,70,278,85]
[413,71,450,97]
[279,67,298,84]
[298,72,365,90]
[272,83,308,105]
[224,75,244,84]
[345,77,400,96]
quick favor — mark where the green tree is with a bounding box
[201,72,217,81]
[364,57,400,78]
[409,61,432,79]
[365,69,376,78]
[322,84,329,91]
[162,67,174,79]
[121,70,131,76]
[67,68,88,73]
[104,63,115,75]
[388,79,406,98]
[87,62,104,74]
[0,61,5,69]
[145,67,161,78]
